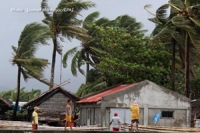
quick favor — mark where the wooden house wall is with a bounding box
[0,101,10,115]
[38,92,74,119]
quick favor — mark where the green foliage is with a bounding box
[5,110,28,120]
[0,88,41,102]
[94,26,171,86]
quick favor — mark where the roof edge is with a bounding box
[79,83,122,100]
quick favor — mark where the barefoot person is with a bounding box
[130,101,140,132]
[32,106,39,130]
[110,112,121,131]
[64,99,73,130]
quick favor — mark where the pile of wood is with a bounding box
[121,123,200,132]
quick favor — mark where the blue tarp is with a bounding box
[153,111,162,124]
[11,104,21,112]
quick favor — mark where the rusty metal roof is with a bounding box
[77,84,135,103]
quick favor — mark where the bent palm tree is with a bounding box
[41,0,95,88]
[11,22,50,120]
[151,0,200,97]
[62,11,108,83]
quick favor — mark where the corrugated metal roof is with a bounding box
[77,84,135,103]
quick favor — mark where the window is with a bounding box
[161,111,174,118]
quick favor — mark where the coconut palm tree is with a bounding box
[41,0,95,88]
[62,12,110,83]
[150,0,200,97]
[11,22,50,120]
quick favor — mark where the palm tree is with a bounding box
[41,0,95,88]
[62,12,110,83]
[150,0,200,97]
[11,22,50,120]
[145,4,178,91]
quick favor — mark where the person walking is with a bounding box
[130,101,140,132]
[110,112,121,131]
[64,99,73,130]
[32,106,39,130]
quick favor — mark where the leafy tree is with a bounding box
[94,26,171,86]
[11,23,49,120]
[41,0,95,88]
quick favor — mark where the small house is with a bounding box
[191,99,200,127]
[77,80,191,127]
[23,86,79,123]
[0,98,12,115]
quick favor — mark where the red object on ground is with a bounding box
[77,84,135,103]
[32,124,37,130]
[67,117,75,127]
[113,127,119,131]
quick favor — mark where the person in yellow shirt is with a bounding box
[130,101,140,132]
[32,106,39,130]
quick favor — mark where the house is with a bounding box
[191,99,200,127]
[23,86,79,123]
[77,80,191,127]
[0,98,12,115]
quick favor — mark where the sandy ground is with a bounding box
[0,120,108,131]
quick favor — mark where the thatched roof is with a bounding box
[22,86,79,109]
[0,98,12,107]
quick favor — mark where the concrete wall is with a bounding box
[101,81,191,127]
[148,108,187,127]
[79,104,101,126]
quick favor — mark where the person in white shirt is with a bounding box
[110,112,121,131]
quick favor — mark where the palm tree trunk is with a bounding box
[171,38,176,91]
[49,33,57,89]
[12,64,21,120]
[85,52,89,84]
[185,32,190,98]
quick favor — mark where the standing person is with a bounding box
[110,112,121,131]
[130,101,140,132]
[64,99,73,130]
[32,106,39,130]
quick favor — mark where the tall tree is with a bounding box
[94,26,171,86]
[145,4,178,91]
[11,23,50,120]
[41,0,95,88]
[151,0,200,97]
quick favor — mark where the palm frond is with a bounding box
[11,46,17,53]
[171,16,196,33]
[83,11,100,29]
[168,0,184,11]
[41,0,52,21]
[71,51,81,76]
[21,68,30,82]
[156,4,169,24]
[57,1,95,13]
[144,4,156,16]
[56,40,63,55]
[18,23,51,56]
[62,46,78,68]
[189,17,200,27]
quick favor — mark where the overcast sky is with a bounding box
[0,0,168,93]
